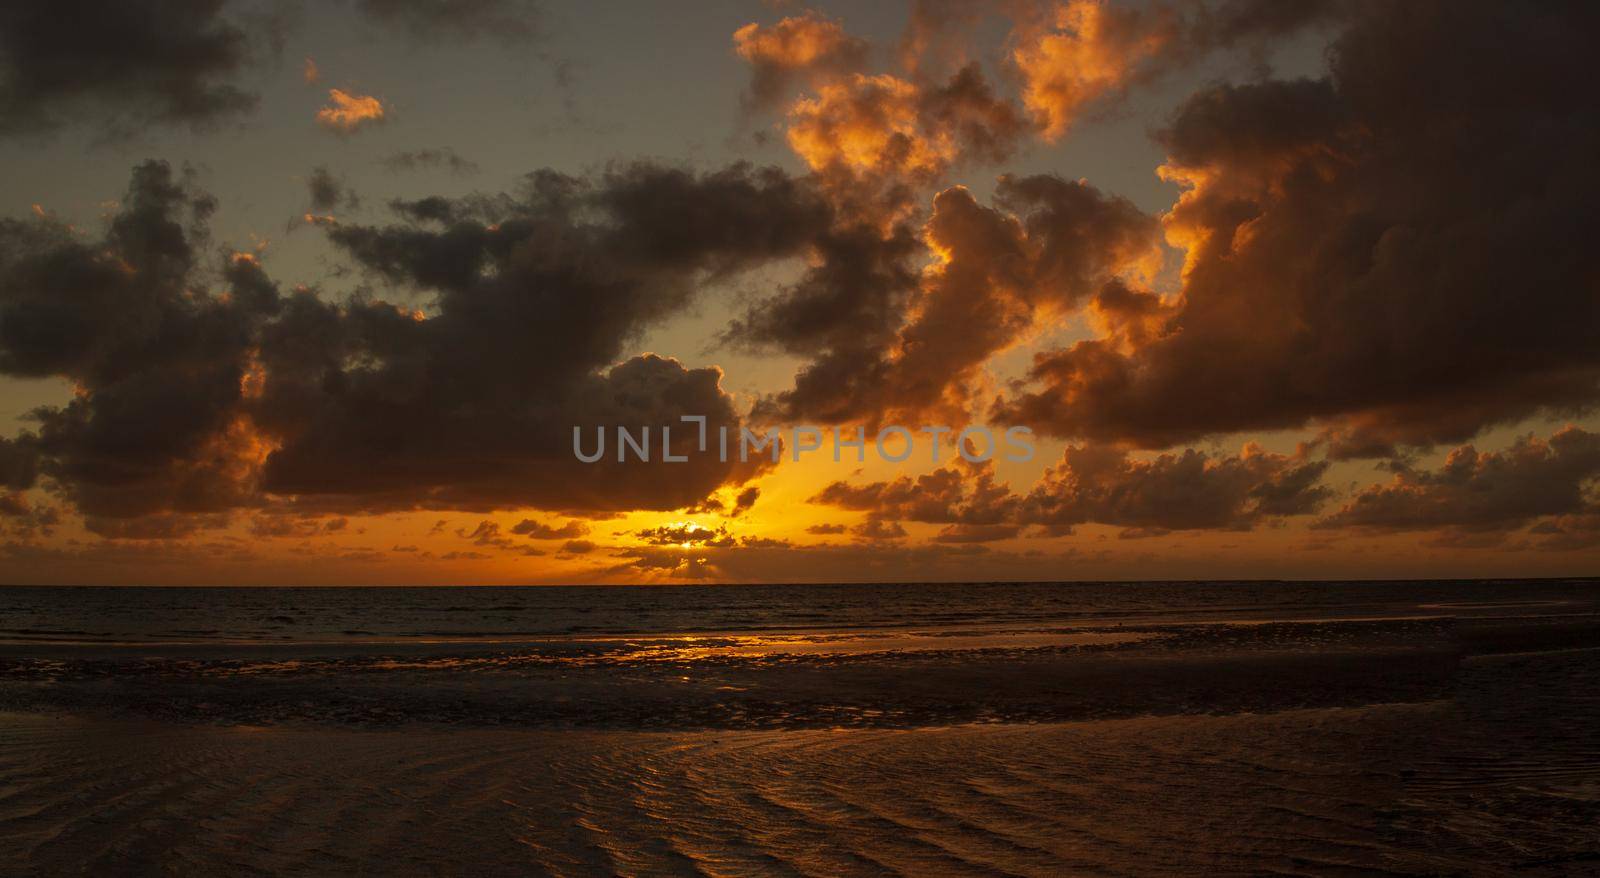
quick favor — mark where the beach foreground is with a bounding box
[2,582,1598,875]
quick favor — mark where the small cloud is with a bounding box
[851,519,907,541]
[731,486,761,516]
[634,523,736,547]
[303,57,320,84]
[382,148,480,175]
[510,518,589,539]
[306,166,359,212]
[316,88,385,134]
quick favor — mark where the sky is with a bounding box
[0,0,1597,585]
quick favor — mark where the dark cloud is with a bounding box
[458,520,508,546]
[382,148,481,175]
[1022,444,1332,534]
[811,459,1018,526]
[730,486,761,517]
[810,445,1329,536]
[933,522,1020,543]
[632,523,736,548]
[0,491,57,538]
[0,435,38,491]
[0,0,266,138]
[1315,427,1600,538]
[249,514,348,538]
[850,519,907,541]
[608,547,715,579]
[727,219,921,422]
[1525,514,1600,551]
[453,519,545,555]
[261,162,831,512]
[0,159,843,531]
[0,161,273,535]
[996,1,1600,453]
[440,550,491,561]
[510,518,589,539]
[306,166,359,213]
[85,512,233,540]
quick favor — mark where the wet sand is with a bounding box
[2,599,1598,874]
[0,617,1473,728]
[2,645,1598,876]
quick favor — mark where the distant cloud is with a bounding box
[634,524,736,547]
[511,519,590,539]
[382,148,480,175]
[1316,428,1600,540]
[306,166,359,212]
[1021,444,1332,534]
[249,515,348,538]
[0,0,265,138]
[303,57,320,84]
[731,486,761,517]
[851,519,907,542]
[316,88,385,134]
[810,447,1330,537]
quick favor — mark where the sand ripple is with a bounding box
[3,647,1598,876]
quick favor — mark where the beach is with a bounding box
[2,581,1598,875]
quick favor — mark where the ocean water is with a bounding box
[2,578,1593,645]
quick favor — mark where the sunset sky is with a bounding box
[1,0,1596,584]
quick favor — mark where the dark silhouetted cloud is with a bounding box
[1316,427,1600,538]
[809,444,1329,537]
[382,148,481,175]
[0,0,265,138]
[306,166,359,212]
[995,1,1600,453]
[0,159,846,533]
[510,518,589,539]
[1021,443,1331,534]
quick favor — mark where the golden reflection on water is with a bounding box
[195,627,1154,676]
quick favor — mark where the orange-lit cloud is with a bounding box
[748,174,1160,425]
[303,57,319,84]
[316,88,385,133]
[733,11,868,109]
[1012,0,1176,140]
[787,73,945,179]
[785,65,1028,186]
